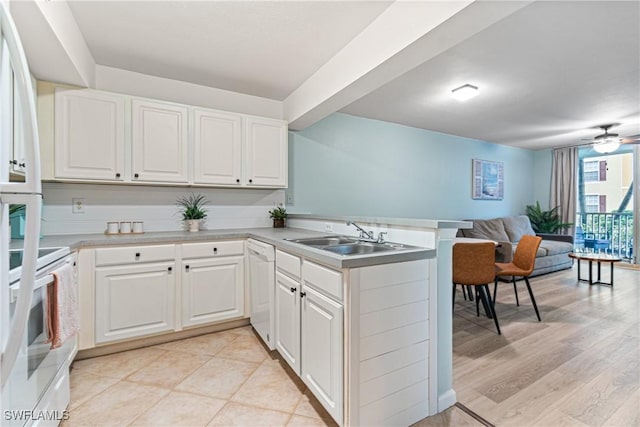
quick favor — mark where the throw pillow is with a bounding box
[503,215,536,243]
[465,218,510,242]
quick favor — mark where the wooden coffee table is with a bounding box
[568,253,622,286]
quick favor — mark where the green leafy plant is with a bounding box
[176,193,208,220]
[9,204,25,215]
[526,201,573,233]
[269,206,287,220]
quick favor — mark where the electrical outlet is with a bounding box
[72,198,85,214]
[286,193,294,205]
[325,223,333,232]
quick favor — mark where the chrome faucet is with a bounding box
[346,220,375,241]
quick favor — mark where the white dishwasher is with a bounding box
[247,239,275,350]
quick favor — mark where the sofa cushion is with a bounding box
[502,215,536,243]
[464,218,510,242]
[539,240,573,256]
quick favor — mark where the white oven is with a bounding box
[4,248,77,427]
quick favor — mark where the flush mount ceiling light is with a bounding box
[451,84,479,101]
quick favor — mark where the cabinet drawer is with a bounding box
[95,245,175,266]
[276,250,301,280]
[181,240,244,259]
[302,261,343,302]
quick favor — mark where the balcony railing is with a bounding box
[575,212,634,260]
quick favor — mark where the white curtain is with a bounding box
[550,147,578,236]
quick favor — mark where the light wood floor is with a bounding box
[452,263,639,427]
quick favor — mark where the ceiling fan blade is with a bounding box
[580,138,595,141]
[621,139,640,145]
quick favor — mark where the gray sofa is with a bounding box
[457,215,574,277]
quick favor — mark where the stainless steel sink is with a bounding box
[322,243,396,255]
[286,236,418,256]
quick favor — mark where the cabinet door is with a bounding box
[54,89,125,181]
[193,108,242,185]
[301,285,343,423]
[95,262,176,344]
[182,256,244,327]
[132,99,189,183]
[275,271,300,374]
[244,116,287,187]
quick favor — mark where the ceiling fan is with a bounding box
[582,123,640,153]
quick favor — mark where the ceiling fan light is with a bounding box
[593,140,621,153]
[451,84,479,101]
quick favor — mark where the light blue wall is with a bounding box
[288,113,542,220]
[533,149,553,210]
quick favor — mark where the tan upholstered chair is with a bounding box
[494,235,543,321]
[453,242,501,334]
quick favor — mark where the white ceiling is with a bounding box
[21,1,640,151]
[67,0,392,100]
[341,1,640,150]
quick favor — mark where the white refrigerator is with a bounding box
[0,0,43,418]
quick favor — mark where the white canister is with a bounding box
[119,221,132,234]
[106,222,119,234]
[132,221,144,233]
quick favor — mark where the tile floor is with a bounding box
[65,326,480,426]
[64,326,338,426]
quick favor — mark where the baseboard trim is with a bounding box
[438,388,457,412]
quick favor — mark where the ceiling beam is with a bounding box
[284,0,533,131]
[11,0,95,87]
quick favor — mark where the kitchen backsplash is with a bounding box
[41,183,285,235]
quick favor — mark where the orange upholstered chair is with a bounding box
[494,235,543,321]
[453,242,501,334]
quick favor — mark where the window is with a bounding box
[583,160,607,182]
[585,195,599,212]
[585,194,606,212]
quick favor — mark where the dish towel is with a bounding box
[45,262,79,349]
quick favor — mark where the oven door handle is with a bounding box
[9,274,55,304]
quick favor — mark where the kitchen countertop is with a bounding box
[16,227,436,269]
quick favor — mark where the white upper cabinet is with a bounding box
[245,116,288,187]
[193,108,242,186]
[131,99,189,183]
[50,87,287,188]
[54,88,125,181]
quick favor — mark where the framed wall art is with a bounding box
[472,159,504,200]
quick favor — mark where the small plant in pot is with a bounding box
[177,193,208,232]
[269,206,287,228]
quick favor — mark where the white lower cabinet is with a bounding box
[181,255,244,327]
[275,271,301,374]
[301,285,343,424]
[95,261,176,344]
[274,254,344,424]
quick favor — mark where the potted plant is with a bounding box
[177,193,208,232]
[269,206,287,228]
[526,201,573,233]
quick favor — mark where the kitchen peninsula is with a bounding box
[25,215,468,426]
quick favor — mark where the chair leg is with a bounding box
[462,285,468,301]
[481,285,501,335]
[493,278,498,306]
[467,285,474,301]
[477,285,493,319]
[524,276,541,322]
[475,287,481,317]
[512,276,520,306]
